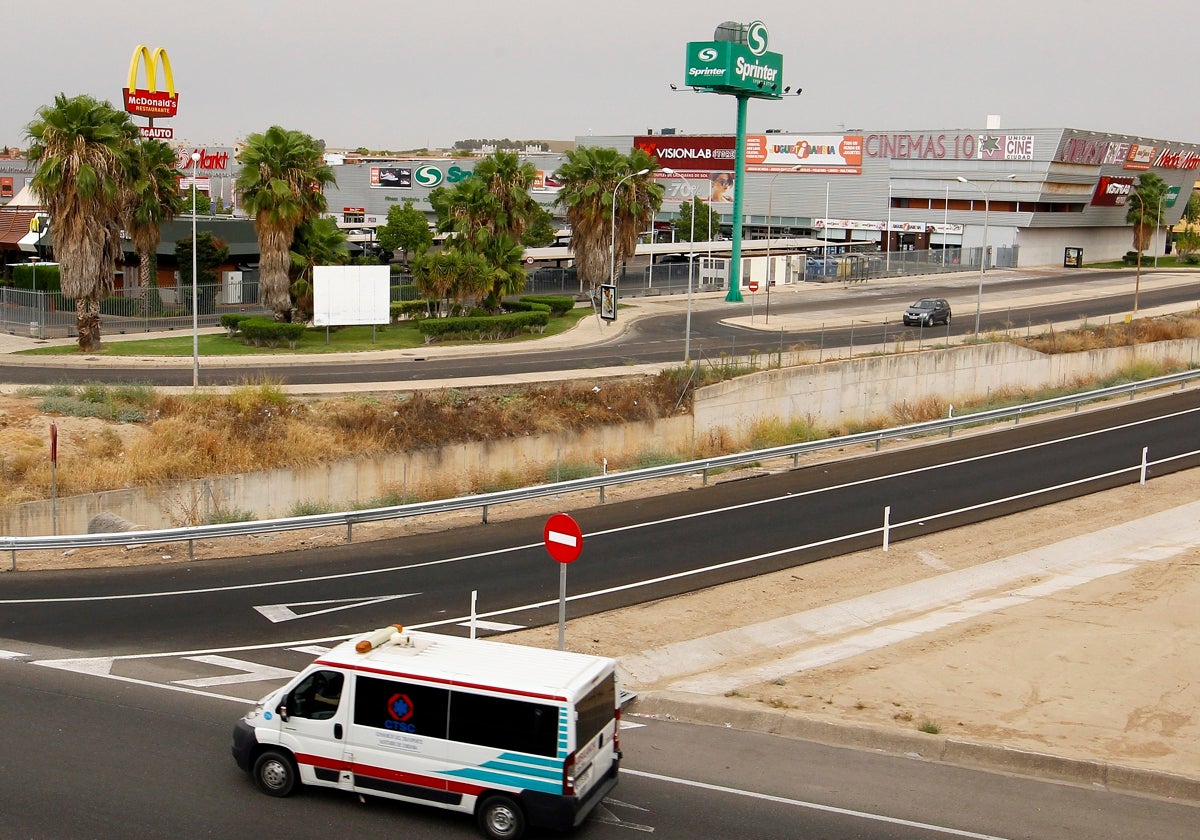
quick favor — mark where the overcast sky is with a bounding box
[6,0,1196,152]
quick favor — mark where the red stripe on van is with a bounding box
[297,753,487,796]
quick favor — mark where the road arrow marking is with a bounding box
[174,655,297,687]
[254,592,420,623]
[0,649,29,660]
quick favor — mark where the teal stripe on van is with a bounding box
[444,766,561,795]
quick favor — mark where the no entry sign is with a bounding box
[543,513,583,564]
[747,280,759,292]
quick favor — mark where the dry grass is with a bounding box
[1,374,699,507]
[1015,311,1200,353]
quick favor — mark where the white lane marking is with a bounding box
[289,645,332,656]
[0,649,29,660]
[36,656,115,676]
[547,529,578,548]
[33,659,255,704]
[173,655,297,688]
[589,801,655,832]
[624,769,1012,840]
[457,620,525,632]
[2,403,1192,607]
[253,592,419,623]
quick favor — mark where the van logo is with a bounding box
[385,693,417,732]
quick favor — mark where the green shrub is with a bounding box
[418,310,549,342]
[504,300,553,316]
[10,263,62,292]
[204,508,256,524]
[390,300,430,321]
[240,317,307,349]
[220,313,254,337]
[519,295,575,316]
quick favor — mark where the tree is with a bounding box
[126,139,187,313]
[554,146,663,296]
[235,126,336,321]
[433,150,540,307]
[25,93,140,351]
[673,197,720,243]
[290,216,351,322]
[1176,191,1200,260]
[521,205,558,248]
[411,249,493,316]
[1126,172,1168,314]
[378,200,433,264]
[175,231,230,316]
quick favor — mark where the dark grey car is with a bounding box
[903,298,952,327]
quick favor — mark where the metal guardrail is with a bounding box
[3,368,1198,564]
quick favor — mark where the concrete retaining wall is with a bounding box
[5,337,1197,537]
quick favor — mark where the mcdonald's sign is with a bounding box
[122,45,179,118]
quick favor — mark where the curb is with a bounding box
[629,692,1200,803]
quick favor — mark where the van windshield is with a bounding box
[575,673,616,749]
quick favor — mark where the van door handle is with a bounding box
[334,723,343,740]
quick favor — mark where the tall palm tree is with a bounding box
[555,146,663,295]
[126,139,187,313]
[1126,172,1167,314]
[436,151,539,307]
[236,126,335,321]
[25,93,140,351]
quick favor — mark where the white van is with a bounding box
[232,625,621,840]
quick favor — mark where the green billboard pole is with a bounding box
[684,21,785,302]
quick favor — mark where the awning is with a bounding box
[0,210,38,246]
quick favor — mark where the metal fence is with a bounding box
[522,246,1019,298]
[0,283,270,340]
[4,368,1196,567]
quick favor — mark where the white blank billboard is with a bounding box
[312,265,390,327]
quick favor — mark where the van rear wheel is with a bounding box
[253,749,298,797]
[477,794,526,840]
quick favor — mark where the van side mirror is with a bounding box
[277,704,289,722]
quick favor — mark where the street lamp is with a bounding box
[956,174,1016,336]
[1154,191,1166,269]
[765,164,803,325]
[191,150,201,389]
[609,168,651,287]
[661,167,696,362]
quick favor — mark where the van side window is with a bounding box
[288,670,344,720]
[353,675,449,738]
[448,692,559,757]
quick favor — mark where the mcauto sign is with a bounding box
[685,20,784,99]
[123,45,178,119]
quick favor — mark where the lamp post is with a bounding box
[956,174,1016,336]
[1154,191,1166,269]
[943,183,949,266]
[765,164,803,325]
[609,168,650,287]
[190,151,201,389]
[885,180,892,273]
[661,167,696,361]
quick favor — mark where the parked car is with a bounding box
[903,297,952,327]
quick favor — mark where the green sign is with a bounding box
[1165,185,1182,207]
[685,21,783,99]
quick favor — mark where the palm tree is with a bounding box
[236,126,336,321]
[289,216,351,322]
[436,151,539,307]
[555,146,663,295]
[25,93,140,351]
[1126,172,1168,314]
[126,139,187,314]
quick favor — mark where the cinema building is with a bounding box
[576,127,1200,266]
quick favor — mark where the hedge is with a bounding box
[238,316,307,349]
[390,300,431,321]
[220,313,255,337]
[503,300,552,316]
[418,310,549,342]
[9,263,61,292]
[518,295,575,316]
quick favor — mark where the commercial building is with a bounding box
[579,127,1200,266]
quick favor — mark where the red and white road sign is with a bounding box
[543,513,583,564]
[747,280,759,292]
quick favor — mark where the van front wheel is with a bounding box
[477,794,526,840]
[253,749,298,797]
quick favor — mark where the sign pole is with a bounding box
[543,512,583,651]
[50,422,58,536]
[726,94,748,302]
[557,564,568,651]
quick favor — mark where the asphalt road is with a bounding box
[3,391,1195,658]
[5,658,1198,840]
[1,269,1195,386]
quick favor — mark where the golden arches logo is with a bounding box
[122,44,179,119]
